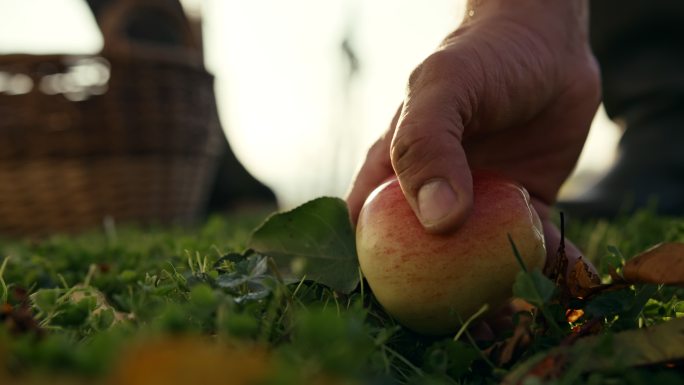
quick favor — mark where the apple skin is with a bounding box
[356,172,546,335]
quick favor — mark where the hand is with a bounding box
[347,1,600,273]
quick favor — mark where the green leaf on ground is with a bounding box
[512,268,556,308]
[584,289,635,319]
[247,197,359,294]
[584,285,659,331]
[423,340,479,378]
[214,253,275,303]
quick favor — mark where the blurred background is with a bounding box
[0,0,621,210]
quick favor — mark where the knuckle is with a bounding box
[366,135,392,164]
[585,57,602,101]
[565,53,602,104]
[422,50,457,74]
[390,127,435,180]
[408,50,457,89]
[366,138,384,158]
[390,118,463,184]
[407,63,424,90]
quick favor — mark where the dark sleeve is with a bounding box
[590,0,684,122]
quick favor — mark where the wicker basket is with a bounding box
[0,0,225,236]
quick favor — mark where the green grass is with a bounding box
[1,209,683,385]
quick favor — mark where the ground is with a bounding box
[0,204,683,385]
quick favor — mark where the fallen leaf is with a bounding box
[497,312,534,366]
[525,355,565,381]
[108,338,272,385]
[1,304,42,336]
[567,257,601,299]
[248,197,359,294]
[623,242,684,285]
[579,317,684,370]
[503,317,684,384]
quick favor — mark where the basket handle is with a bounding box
[96,0,203,65]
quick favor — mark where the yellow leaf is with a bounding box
[108,337,272,385]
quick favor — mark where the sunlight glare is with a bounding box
[0,0,102,54]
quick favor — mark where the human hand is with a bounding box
[346,0,600,273]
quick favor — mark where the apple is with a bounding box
[356,172,546,335]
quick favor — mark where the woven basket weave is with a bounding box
[0,0,224,236]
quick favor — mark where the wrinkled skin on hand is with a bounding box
[347,1,601,275]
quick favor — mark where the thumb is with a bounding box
[391,53,475,233]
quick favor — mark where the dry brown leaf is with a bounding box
[524,354,566,382]
[623,242,684,285]
[483,313,532,366]
[546,220,569,294]
[550,245,569,287]
[567,257,601,299]
[497,313,533,366]
[504,317,684,385]
[1,302,42,337]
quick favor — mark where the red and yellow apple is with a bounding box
[356,172,546,335]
